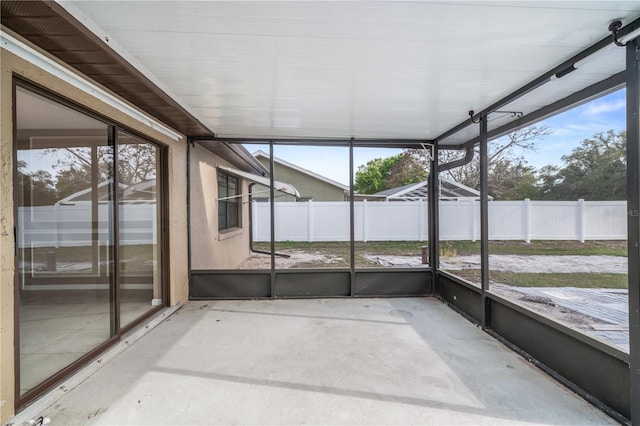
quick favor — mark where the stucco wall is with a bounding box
[190,144,252,270]
[255,157,347,202]
[0,34,189,422]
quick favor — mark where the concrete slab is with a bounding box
[14,298,616,425]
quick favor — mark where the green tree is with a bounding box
[489,159,538,200]
[538,130,626,200]
[52,144,155,200]
[16,160,58,206]
[406,125,551,200]
[354,153,427,194]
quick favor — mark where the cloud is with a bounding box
[583,98,626,116]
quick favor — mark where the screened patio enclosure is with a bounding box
[2,1,640,424]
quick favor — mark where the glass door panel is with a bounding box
[117,131,163,327]
[16,86,115,395]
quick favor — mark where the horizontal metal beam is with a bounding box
[435,17,640,144]
[455,71,626,148]
[212,137,435,149]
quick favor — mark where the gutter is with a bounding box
[439,144,474,172]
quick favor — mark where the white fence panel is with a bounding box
[253,199,627,242]
[365,201,425,241]
[252,202,271,241]
[583,202,627,240]
[22,200,627,246]
[273,202,308,241]
[488,201,526,240]
[530,201,579,240]
[311,202,350,241]
[17,204,156,248]
[439,200,475,241]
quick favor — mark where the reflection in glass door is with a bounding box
[117,131,163,327]
[16,86,115,397]
[15,84,167,403]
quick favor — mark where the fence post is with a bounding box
[419,199,426,241]
[307,200,314,242]
[471,200,478,242]
[577,198,585,243]
[362,199,368,242]
[523,198,531,243]
[56,203,61,248]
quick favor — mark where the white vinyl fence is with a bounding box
[18,200,627,248]
[252,199,628,242]
[17,203,157,248]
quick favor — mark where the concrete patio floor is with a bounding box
[14,297,616,425]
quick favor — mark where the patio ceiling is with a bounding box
[6,1,640,146]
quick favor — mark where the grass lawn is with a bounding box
[452,270,627,289]
[253,240,628,288]
[254,240,627,257]
[459,240,626,256]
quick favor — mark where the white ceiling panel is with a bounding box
[59,1,640,143]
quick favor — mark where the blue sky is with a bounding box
[246,89,627,186]
[522,88,626,170]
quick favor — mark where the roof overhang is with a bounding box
[217,165,300,199]
[1,0,213,138]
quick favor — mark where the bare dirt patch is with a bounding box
[237,251,345,269]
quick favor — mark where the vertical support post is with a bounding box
[577,199,586,243]
[626,34,640,425]
[186,140,192,288]
[269,141,276,298]
[428,144,440,294]
[91,144,99,275]
[349,138,355,296]
[523,198,531,243]
[109,126,119,336]
[479,116,490,329]
[307,200,314,242]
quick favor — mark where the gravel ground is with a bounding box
[365,254,628,273]
[441,254,627,273]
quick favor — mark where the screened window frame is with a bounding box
[217,170,241,232]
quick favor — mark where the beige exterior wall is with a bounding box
[190,144,252,269]
[0,36,189,422]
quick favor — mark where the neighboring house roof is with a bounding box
[373,177,489,201]
[123,179,157,201]
[56,179,156,205]
[253,150,349,192]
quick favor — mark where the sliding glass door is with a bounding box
[16,85,115,397]
[15,82,166,403]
